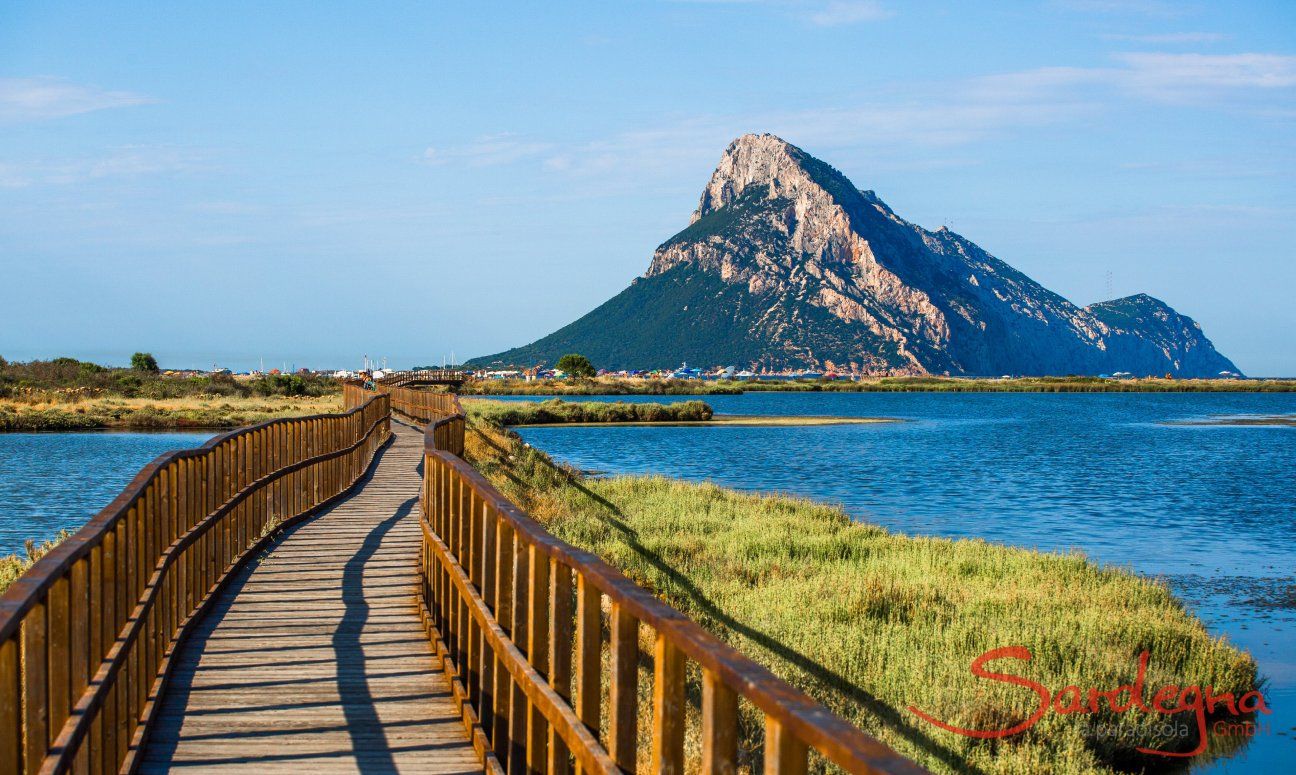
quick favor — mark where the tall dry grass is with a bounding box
[464,418,1259,774]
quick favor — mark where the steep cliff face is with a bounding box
[471,134,1239,377]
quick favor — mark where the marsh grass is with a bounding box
[0,394,343,431]
[463,378,743,396]
[464,418,1259,774]
[462,376,1296,395]
[464,398,713,426]
[0,530,73,594]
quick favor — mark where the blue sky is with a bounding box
[1,1,1293,374]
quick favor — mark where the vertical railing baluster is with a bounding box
[702,669,737,775]
[547,560,573,775]
[87,542,103,775]
[527,545,551,774]
[69,557,91,774]
[575,574,601,740]
[22,598,48,775]
[653,636,685,775]
[493,521,514,766]
[47,575,70,753]
[609,601,638,773]
[0,635,20,774]
[763,717,807,775]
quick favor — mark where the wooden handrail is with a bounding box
[412,391,927,774]
[2,374,927,774]
[0,392,391,774]
[376,369,470,388]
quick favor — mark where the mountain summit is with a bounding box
[470,134,1239,377]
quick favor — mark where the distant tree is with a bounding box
[131,352,160,373]
[555,353,596,379]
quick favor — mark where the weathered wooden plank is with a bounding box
[138,424,481,774]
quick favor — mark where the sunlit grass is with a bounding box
[461,376,1296,395]
[0,394,342,431]
[0,531,74,594]
[464,418,1259,774]
[463,398,713,426]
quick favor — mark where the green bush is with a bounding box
[131,352,159,373]
[555,353,597,379]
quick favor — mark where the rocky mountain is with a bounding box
[469,134,1239,377]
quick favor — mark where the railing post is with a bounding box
[22,599,48,775]
[702,670,738,775]
[547,560,573,775]
[526,546,550,774]
[764,717,807,775]
[0,635,19,774]
[609,601,638,773]
[575,574,601,739]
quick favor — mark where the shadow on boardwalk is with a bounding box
[139,424,481,774]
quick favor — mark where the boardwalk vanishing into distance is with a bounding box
[0,378,926,775]
[140,423,478,772]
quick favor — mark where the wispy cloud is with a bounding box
[1102,32,1228,44]
[668,0,892,27]
[0,77,155,124]
[1049,0,1185,17]
[419,50,1295,197]
[1115,52,1296,96]
[967,52,1296,105]
[423,133,554,167]
[0,147,205,188]
[807,1,891,26]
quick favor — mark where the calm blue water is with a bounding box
[1,396,1292,770]
[0,431,212,553]
[504,392,1296,772]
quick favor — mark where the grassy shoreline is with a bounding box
[463,397,714,425]
[463,414,1259,774]
[0,394,343,432]
[463,375,1296,395]
[462,398,898,428]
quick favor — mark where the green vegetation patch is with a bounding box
[0,357,338,401]
[465,418,1260,774]
[0,531,72,594]
[464,398,713,426]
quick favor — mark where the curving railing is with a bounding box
[372,382,465,455]
[376,369,470,388]
[0,392,391,775]
[409,389,927,774]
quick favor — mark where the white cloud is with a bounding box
[1114,52,1296,96]
[964,52,1296,106]
[1102,32,1228,44]
[417,51,1295,195]
[423,133,555,167]
[0,77,155,123]
[0,147,204,188]
[807,1,892,26]
[667,0,892,26]
[1049,0,1184,17]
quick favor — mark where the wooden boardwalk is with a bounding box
[139,423,481,773]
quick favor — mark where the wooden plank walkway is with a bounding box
[139,423,481,773]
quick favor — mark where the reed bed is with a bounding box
[461,375,1296,395]
[464,398,713,426]
[464,417,1259,774]
[0,394,342,431]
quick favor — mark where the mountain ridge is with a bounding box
[470,134,1239,377]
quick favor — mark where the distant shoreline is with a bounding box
[517,413,898,428]
[463,375,1296,396]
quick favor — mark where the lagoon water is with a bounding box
[506,392,1296,772]
[0,394,1291,771]
[0,431,212,553]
